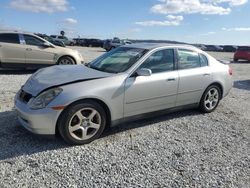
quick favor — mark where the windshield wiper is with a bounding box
[88,64,118,74]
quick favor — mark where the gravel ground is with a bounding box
[0,47,249,187]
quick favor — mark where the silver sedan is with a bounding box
[14,43,233,145]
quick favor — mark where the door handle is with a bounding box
[26,48,32,51]
[167,78,176,81]
[203,73,210,76]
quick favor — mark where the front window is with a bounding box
[24,35,45,46]
[88,47,148,73]
[139,49,175,73]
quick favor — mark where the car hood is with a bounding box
[23,65,112,96]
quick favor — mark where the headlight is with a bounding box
[28,88,63,109]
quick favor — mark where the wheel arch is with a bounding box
[55,98,112,136]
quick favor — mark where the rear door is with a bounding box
[124,48,179,117]
[176,49,212,106]
[23,34,56,65]
[0,33,26,66]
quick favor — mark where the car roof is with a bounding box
[0,30,36,35]
[124,43,199,50]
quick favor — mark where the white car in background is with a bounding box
[0,31,84,69]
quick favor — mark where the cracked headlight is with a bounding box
[28,88,63,109]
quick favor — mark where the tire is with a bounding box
[57,56,75,65]
[199,85,221,113]
[58,100,106,145]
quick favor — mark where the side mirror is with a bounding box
[42,42,53,48]
[136,68,152,77]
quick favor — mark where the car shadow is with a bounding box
[0,69,36,75]
[102,109,200,138]
[0,108,200,161]
[234,80,250,91]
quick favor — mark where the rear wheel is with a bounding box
[57,56,75,65]
[58,100,106,145]
[199,85,221,113]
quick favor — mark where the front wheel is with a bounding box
[58,100,106,145]
[57,56,75,65]
[199,85,221,113]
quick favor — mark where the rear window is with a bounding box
[178,49,200,69]
[178,49,209,69]
[0,33,19,44]
[200,54,208,67]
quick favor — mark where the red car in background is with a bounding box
[234,46,250,62]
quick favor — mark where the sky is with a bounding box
[0,0,250,45]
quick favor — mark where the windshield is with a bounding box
[88,47,148,73]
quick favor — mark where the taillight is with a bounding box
[228,66,233,76]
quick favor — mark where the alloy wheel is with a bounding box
[59,58,73,65]
[68,108,101,141]
[204,88,219,111]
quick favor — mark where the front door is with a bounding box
[23,34,55,65]
[124,49,179,117]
